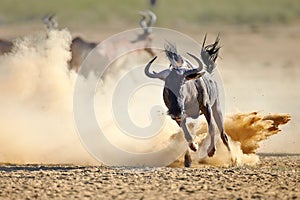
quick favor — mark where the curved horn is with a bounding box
[144,56,170,80]
[147,10,156,27]
[202,33,207,48]
[145,56,158,78]
[138,11,147,29]
[186,52,204,71]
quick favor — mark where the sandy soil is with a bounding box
[0,155,298,200]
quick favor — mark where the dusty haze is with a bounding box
[0,28,294,166]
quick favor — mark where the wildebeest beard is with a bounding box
[163,87,182,119]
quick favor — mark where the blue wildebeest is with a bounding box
[0,39,13,56]
[42,14,97,72]
[138,10,156,36]
[42,14,58,30]
[131,10,156,57]
[144,35,231,167]
[69,37,97,72]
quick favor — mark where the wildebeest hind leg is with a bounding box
[202,104,216,157]
[212,100,231,152]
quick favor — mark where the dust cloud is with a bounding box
[0,29,97,165]
[0,28,292,167]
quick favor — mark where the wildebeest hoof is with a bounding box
[189,142,198,152]
[231,157,238,166]
[184,162,191,167]
[207,147,216,157]
[184,153,192,167]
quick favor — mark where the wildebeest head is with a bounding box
[42,14,58,30]
[137,10,156,35]
[145,52,205,90]
[145,51,204,82]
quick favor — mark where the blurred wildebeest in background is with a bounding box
[42,14,98,72]
[69,37,97,72]
[132,10,156,57]
[42,14,58,30]
[150,0,157,7]
[0,39,13,56]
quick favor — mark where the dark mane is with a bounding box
[163,87,181,118]
[164,42,184,68]
[164,42,177,59]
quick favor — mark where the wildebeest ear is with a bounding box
[185,72,205,80]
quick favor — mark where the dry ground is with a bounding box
[0,155,299,200]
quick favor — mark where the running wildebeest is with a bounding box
[0,39,13,56]
[144,35,231,167]
[42,14,98,72]
[69,37,97,72]
[42,14,58,30]
[131,10,156,57]
[0,15,56,57]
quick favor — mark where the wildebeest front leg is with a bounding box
[181,116,198,152]
[212,100,231,152]
[202,104,216,157]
